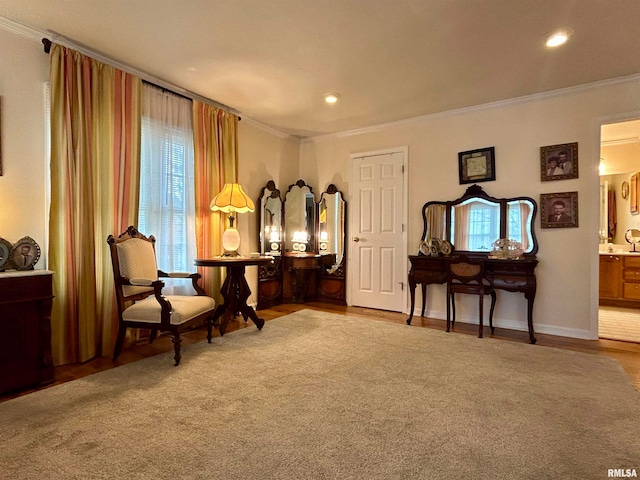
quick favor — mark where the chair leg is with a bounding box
[489,291,497,334]
[446,289,452,332]
[451,293,456,327]
[172,333,182,366]
[112,324,127,361]
[206,314,213,343]
[149,329,158,343]
[478,294,484,338]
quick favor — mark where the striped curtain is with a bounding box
[48,44,141,365]
[192,102,238,300]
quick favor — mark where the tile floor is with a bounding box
[599,306,640,343]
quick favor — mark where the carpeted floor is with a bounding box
[1,309,639,479]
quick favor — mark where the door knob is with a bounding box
[352,236,360,242]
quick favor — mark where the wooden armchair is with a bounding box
[446,255,496,338]
[107,226,216,365]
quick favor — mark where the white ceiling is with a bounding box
[1,0,640,139]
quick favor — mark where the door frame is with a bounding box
[347,146,409,312]
[593,111,640,339]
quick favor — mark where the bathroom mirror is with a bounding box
[318,184,346,274]
[421,184,538,255]
[284,179,316,253]
[257,180,283,255]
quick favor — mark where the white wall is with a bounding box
[0,28,49,268]
[300,77,640,339]
[237,119,300,296]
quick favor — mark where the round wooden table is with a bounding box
[194,256,274,336]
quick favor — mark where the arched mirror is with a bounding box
[284,179,316,253]
[421,184,538,255]
[318,184,346,274]
[257,180,283,255]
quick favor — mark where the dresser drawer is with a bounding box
[624,256,640,268]
[412,270,447,284]
[623,282,640,300]
[623,268,640,282]
[490,275,528,290]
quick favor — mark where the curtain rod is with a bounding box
[41,36,241,119]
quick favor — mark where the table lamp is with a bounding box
[210,183,255,256]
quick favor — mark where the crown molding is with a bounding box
[240,117,297,141]
[302,73,640,143]
[0,16,45,43]
[601,137,640,147]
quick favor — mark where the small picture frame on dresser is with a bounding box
[10,236,41,270]
[0,237,12,271]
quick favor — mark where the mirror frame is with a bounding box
[284,179,317,253]
[318,184,347,274]
[257,180,283,255]
[420,184,538,255]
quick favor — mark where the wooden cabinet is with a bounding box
[599,254,621,299]
[0,270,54,394]
[623,256,640,300]
[599,254,640,307]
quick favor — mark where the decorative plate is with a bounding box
[440,240,452,256]
[10,236,41,270]
[418,240,430,256]
[0,237,12,270]
[430,238,442,256]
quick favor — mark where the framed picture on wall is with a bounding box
[540,142,578,181]
[540,192,578,228]
[630,173,638,214]
[458,146,495,184]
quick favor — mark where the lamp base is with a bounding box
[221,227,241,257]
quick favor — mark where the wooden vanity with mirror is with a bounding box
[407,185,539,343]
[256,180,346,307]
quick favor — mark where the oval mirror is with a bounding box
[257,180,282,255]
[318,184,346,274]
[284,180,316,253]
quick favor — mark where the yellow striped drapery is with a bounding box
[192,102,239,301]
[48,44,141,365]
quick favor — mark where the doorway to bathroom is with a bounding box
[599,118,640,343]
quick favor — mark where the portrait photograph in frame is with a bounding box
[540,191,578,229]
[540,142,578,181]
[458,146,495,184]
[0,237,11,271]
[10,236,41,270]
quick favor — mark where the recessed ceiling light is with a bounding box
[546,28,573,48]
[324,93,341,104]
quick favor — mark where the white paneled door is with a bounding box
[349,148,407,312]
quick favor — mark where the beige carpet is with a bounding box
[1,309,639,479]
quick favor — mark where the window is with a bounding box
[138,84,196,283]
